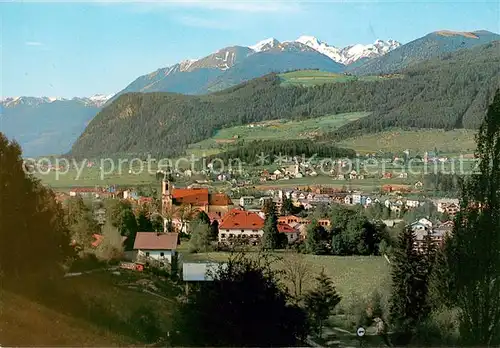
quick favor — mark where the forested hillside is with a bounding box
[326,41,500,141]
[348,30,500,75]
[71,41,500,159]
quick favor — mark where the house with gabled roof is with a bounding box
[278,222,300,243]
[133,232,179,265]
[218,209,264,245]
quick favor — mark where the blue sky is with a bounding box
[1,0,499,98]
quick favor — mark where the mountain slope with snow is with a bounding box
[0,96,111,156]
[112,34,401,98]
[349,30,500,75]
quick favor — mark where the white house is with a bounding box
[352,193,362,205]
[409,218,434,233]
[239,196,254,207]
[133,232,179,266]
[218,209,265,245]
[344,195,353,205]
[406,199,421,208]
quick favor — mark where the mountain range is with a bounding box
[70,40,500,159]
[0,95,112,157]
[1,29,499,157]
[111,36,400,99]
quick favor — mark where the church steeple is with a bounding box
[161,170,174,214]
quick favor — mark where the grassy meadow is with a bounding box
[180,249,390,309]
[340,129,477,155]
[279,70,403,87]
[187,112,370,156]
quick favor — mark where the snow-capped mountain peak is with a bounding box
[249,38,280,52]
[88,94,113,103]
[295,35,324,49]
[293,35,401,65]
[1,95,113,108]
[179,59,198,72]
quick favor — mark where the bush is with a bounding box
[69,253,106,272]
[128,306,163,343]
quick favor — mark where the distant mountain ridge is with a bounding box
[349,29,500,75]
[111,35,401,98]
[0,96,111,157]
[1,94,112,108]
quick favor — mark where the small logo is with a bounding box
[357,326,366,337]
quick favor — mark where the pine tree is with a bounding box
[389,227,430,343]
[262,202,279,250]
[209,220,219,241]
[445,89,500,345]
[281,196,294,216]
[304,269,341,337]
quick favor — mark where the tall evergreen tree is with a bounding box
[281,196,294,216]
[209,220,219,241]
[445,89,500,345]
[262,202,279,250]
[389,227,431,344]
[0,133,73,278]
[304,269,341,337]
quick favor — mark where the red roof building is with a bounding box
[277,222,296,234]
[218,209,264,244]
[162,181,234,224]
[220,209,265,230]
[133,232,179,251]
[278,222,300,243]
[172,188,210,206]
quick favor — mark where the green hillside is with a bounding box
[340,129,478,155]
[1,271,178,346]
[188,112,369,155]
[70,41,499,159]
[279,70,402,87]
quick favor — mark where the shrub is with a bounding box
[128,306,163,343]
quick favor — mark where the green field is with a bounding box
[187,112,371,156]
[180,250,390,308]
[341,129,477,155]
[279,70,403,87]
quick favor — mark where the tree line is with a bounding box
[207,139,356,168]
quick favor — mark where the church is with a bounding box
[161,179,234,227]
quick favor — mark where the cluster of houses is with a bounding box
[63,178,461,267]
[409,217,454,251]
[67,186,154,206]
[236,188,460,219]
